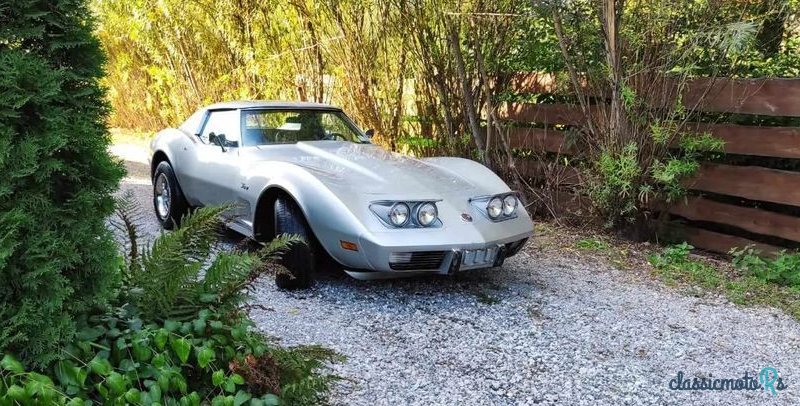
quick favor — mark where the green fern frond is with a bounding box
[200,252,260,309]
[134,206,227,320]
[111,191,144,280]
[259,233,306,263]
[119,203,303,321]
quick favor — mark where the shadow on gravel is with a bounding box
[309,265,510,302]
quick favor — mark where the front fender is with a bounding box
[150,129,196,179]
[242,162,373,267]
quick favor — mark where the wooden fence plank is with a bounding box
[530,190,593,220]
[506,127,573,154]
[515,159,582,185]
[499,103,587,125]
[687,164,800,207]
[669,197,800,243]
[504,72,599,95]
[685,77,800,117]
[505,72,560,94]
[688,123,800,159]
[669,225,783,256]
[506,75,800,116]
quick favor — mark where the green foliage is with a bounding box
[647,243,800,320]
[2,310,340,405]
[731,247,800,288]
[270,346,345,405]
[588,128,724,226]
[2,205,339,405]
[0,0,125,367]
[679,132,726,155]
[589,143,641,225]
[575,238,610,251]
[651,131,724,203]
[648,243,723,289]
[543,0,791,229]
[1,354,75,405]
[114,201,303,321]
[650,159,699,202]
[92,0,530,156]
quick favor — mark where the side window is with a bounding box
[179,109,206,135]
[200,110,240,145]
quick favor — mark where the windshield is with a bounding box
[241,109,369,146]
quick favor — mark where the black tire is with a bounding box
[274,197,315,290]
[152,161,189,230]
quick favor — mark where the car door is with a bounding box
[182,109,243,207]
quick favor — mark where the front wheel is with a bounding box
[153,161,188,230]
[274,197,315,290]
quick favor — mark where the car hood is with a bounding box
[247,141,481,198]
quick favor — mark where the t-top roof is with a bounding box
[205,100,341,110]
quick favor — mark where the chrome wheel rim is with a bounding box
[155,173,170,218]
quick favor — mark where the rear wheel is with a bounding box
[153,161,188,230]
[274,197,315,290]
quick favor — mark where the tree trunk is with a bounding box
[447,23,486,162]
[600,0,626,151]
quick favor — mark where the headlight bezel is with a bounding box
[370,200,442,228]
[469,192,521,222]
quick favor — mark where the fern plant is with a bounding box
[113,195,303,322]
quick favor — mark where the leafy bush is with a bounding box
[589,143,642,224]
[1,205,341,405]
[0,0,125,366]
[2,311,342,405]
[587,126,724,227]
[647,243,800,320]
[731,247,800,288]
[113,202,302,322]
[648,243,723,289]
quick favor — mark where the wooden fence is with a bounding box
[499,73,800,256]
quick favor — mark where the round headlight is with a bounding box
[503,195,518,216]
[388,203,410,226]
[487,197,503,219]
[417,202,438,226]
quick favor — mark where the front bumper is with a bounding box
[347,227,532,276]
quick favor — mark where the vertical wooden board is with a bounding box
[685,77,800,117]
[669,197,800,243]
[688,164,800,207]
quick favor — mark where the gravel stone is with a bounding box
[114,147,800,405]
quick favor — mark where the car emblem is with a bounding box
[461,213,473,222]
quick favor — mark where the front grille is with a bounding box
[389,251,447,271]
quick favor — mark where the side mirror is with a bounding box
[209,132,227,152]
[365,129,375,138]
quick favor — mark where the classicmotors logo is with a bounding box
[668,367,788,396]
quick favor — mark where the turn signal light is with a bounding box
[340,240,359,251]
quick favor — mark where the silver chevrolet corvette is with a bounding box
[149,101,533,289]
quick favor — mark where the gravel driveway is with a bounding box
[114,145,800,405]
